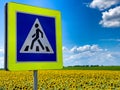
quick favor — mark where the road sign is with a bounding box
[20,18,54,53]
[5,2,62,71]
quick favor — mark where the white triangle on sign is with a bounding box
[20,18,54,54]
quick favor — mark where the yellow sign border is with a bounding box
[6,2,62,71]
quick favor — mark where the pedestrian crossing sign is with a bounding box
[5,2,62,71]
[20,18,54,54]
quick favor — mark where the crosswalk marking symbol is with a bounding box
[20,18,54,53]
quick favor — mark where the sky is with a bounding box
[0,0,120,68]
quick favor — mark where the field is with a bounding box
[1,70,120,90]
[63,66,120,70]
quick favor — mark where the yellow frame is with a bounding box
[6,2,62,71]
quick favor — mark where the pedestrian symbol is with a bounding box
[20,18,54,53]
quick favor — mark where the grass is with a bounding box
[63,66,120,70]
[0,68,4,70]
[1,66,120,71]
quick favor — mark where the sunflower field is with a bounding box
[0,70,120,90]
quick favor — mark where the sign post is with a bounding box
[5,2,62,89]
[33,70,38,90]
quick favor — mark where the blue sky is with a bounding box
[0,0,120,68]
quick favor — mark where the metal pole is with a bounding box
[33,70,38,90]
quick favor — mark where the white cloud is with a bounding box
[100,39,120,42]
[77,45,90,52]
[88,51,118,65]
[88,0,120,28]
[62,46,69,52]
[89,0,120,11]
[0,48,4,53]
[0,57,4,68]
[90,45,103,52]
[0,47,4,68]
[70,45,103,53]
[99,6,120,27]
[63,45,120,66]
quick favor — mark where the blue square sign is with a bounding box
[17,12,56,62]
